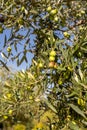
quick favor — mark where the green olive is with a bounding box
[64,32,70,38]
[58,80,63,85]
[67,66,73,71]
[38,63,43,68]
[47,6,52,12]
[77,52,82,58]
[49,50,56,57]
[54,16,58,22]
[49,56,55,61]
[7,47,12,52]
[50,9,58,15]
[81,10,85,14]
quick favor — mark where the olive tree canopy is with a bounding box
[0,0,87,129]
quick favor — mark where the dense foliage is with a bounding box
[0,0,87,130]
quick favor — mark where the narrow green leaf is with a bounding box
[43,98,57,113]
[69,104,86,119]
[82,41,87,46]
[17,59,19,66]
[69,121,80,130]
[30,10,38,14]
[81,47,87,52]
[19,56,25,66]
[3,34,7,47]
[66,92,77,98]
[78,68,83,80]
[0,60,9,71]
[1,52,8,59]
[72,43,80,54]
[14,42,17,52]
[24,56,28,63]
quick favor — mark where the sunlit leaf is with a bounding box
[78,68,83,80]
[1,52,8,59]
[69,104,86,119]
[68,121,80,130]
[43,98,57,113]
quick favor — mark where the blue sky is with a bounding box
[0,25,74,72]
[0,28,34,71]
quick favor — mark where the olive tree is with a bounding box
[0,0,87,129]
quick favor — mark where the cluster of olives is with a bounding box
[37,50,58,69]
[48,50,57,68]
[47,6,58,22]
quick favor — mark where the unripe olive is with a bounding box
[47,6,52,12]
[64,32,70,38]
[21,6,25,11]
[50,50,56,57]
[8,109,13,115]
[54,16,58,22]
[50,9,58,15]
[49,56,55,61]
[3,115,8,120]
[29,96,33,100]
[58,80,63,85]
[81,10,85,14]
[38,63,43,68]
[77,52,82,58]
[78,98,85,106]
[7,47,12,52]
[67,66,73,71]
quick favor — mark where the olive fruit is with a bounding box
[29,96,33,100]
[8,109,13,115]
[38,63,43,68]
[49,56,55,61]
[48,62,55,68]
[3,115,8,120]
[47,6,52,12]
[21,6,25,11]
[50,50,56,57]
[50,9,58,15]
[7,47,12,52]
[64,32,70,38]
[81,10,85,14]
[54,16,58,22]
[58,79,63,85]
[67,66,73,71]
[78,98,85,106]
[77,52,82,58]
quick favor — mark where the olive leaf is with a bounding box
[69,104,86,119]
[68,121,80,130]
[43,98,57,113]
